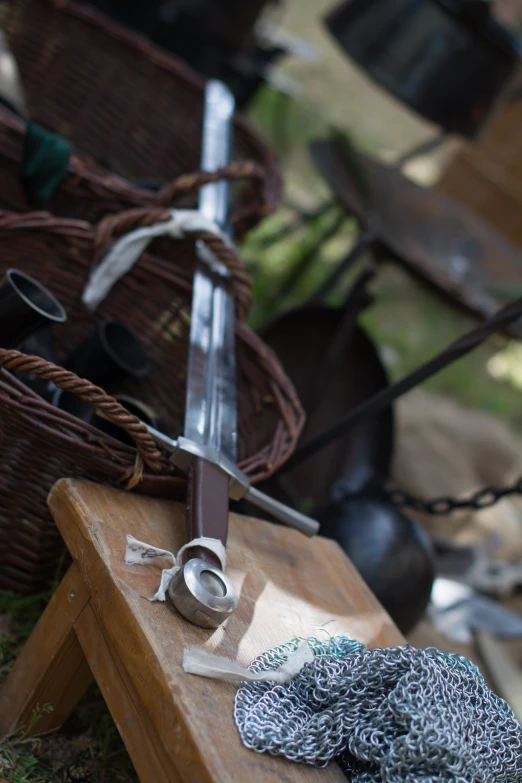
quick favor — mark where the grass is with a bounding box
[0,588,137,783]
[0,702,138,782]
[0,686,138,783]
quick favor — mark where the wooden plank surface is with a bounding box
[0,563,93,737]
[48,478,403,783]
[437,65,522,249]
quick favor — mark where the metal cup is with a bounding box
[53,391,160,429]
[19,327,63,400]
[52,388,94,422]
[52,321,149,423]
[0,269,66,349]
[167,558,239,629]
[63,320,149,388]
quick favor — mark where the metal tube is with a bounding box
[0,269,66,349]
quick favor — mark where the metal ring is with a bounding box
[167,557,238,629]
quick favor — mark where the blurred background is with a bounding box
[243,0,522,425]
[3,0,522,779]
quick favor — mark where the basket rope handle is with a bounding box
[155,160,272,234]
[94,210,253,320]
[0,349,163,486]
[155,160,267,208]
[95,159,267,263]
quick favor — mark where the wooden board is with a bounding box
[0,563,92,737]
[48,478,403,783]
[438,65,522,249]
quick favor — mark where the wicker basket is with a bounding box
[0,0,281,229]
[0,207,304,594]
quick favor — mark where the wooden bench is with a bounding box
[0,478,403,782]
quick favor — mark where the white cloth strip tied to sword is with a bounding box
[90,80,319,629]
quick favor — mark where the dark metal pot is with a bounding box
[63,321,149,388]
[325,0,522,137]
[51,321,150,422]
[260,306,394,507]
[318,492,435,634]
[256,305,435,633]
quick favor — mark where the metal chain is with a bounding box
[388,475,522,516]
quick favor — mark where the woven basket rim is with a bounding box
[1,0,283,214]
[0,207,305,485]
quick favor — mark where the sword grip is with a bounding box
[185,457,229,567]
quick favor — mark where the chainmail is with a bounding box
[234,636,522,782]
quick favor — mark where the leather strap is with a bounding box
[185,458,229,568]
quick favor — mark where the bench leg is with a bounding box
[74,604,179,783]
[0,563,93,737]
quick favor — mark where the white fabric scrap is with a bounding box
[183,642,314,684]
[124,533,226,602]
[82,209,231,310]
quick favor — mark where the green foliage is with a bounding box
[0,706,54,783]
[0,590,50,676]
[0,739,52,783]
[0,698,138,783]
[242,203,522,429]
[0,589,137,782]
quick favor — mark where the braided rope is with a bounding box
[94,210,253,320]
[0,350,163,480]
[156,160,266,206]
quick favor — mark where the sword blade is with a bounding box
[184,80,237,463]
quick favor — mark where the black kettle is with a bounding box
[325,0,522,137]
[318,482,435,634]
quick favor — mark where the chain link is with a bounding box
[388,475,522,516]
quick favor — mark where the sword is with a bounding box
[150,80,319,629]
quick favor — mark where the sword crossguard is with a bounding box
[146,426,320,538]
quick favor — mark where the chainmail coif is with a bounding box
[234,636,522,782]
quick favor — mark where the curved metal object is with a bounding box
[167,558,238,629]
[261,307,393,508]
[64,320,149,386]
[325,0,522,137]
[310,138,522,339]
